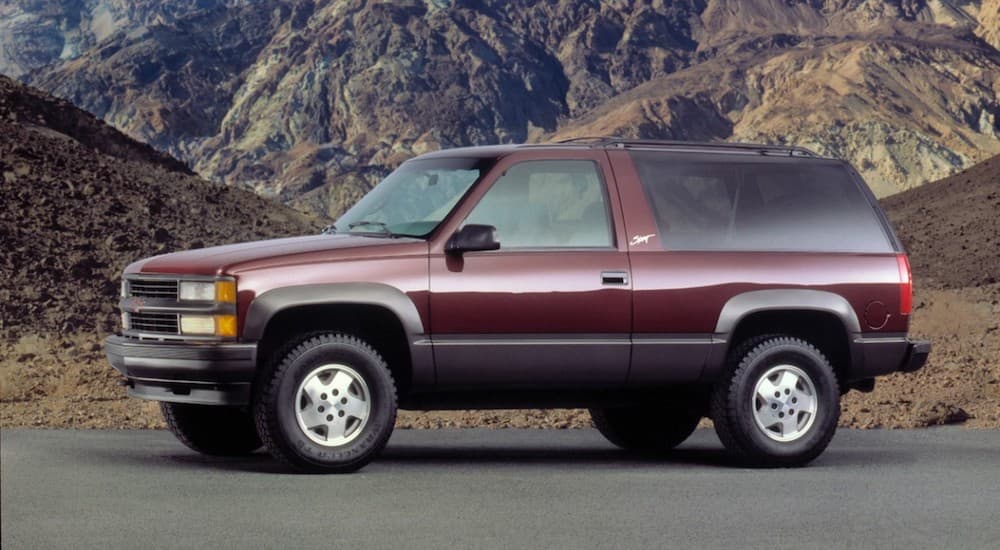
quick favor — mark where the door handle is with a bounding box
[601,271,629,286]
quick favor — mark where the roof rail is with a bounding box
[553,136,818,157]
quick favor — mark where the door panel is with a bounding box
[429,152,631,387]
[430,252,630,386]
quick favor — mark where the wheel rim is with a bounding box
[751,364,818,442]
[294,364,372,447]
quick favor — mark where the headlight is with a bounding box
[179,281,214,301]
[179,280,237,303]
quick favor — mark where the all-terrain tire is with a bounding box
[160,402,262,456]
[590,406,701,453]
[253,333,397,474]
[710,335,840,467]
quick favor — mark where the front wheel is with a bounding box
[160,402,262,456]
[710,335,840,467]
[253,333,397,473]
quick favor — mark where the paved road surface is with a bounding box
[2,428,998,549]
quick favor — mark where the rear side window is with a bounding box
[629,152,893,253]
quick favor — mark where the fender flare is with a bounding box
[242,283,426,341]
[715,289,861,335]
[700,289,860,382]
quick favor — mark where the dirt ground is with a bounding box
[2,285,997,430]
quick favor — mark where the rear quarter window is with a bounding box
[629,152,894,253]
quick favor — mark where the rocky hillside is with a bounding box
[0,75,321,338]
[0,74,190,173]
[881,149,1000,289]
[3,1,1000,217]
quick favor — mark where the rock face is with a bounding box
[0,75,321,338]
[977,0,1000,49]
[3,0,1000,217]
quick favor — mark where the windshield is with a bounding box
[332,157,490,238]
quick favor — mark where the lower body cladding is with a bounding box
[104,335,256,405]
[104,332,931,407]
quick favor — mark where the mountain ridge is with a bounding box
[2,0,999,217]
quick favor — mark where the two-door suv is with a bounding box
[106,138,930,472]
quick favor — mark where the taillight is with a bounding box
[897,254,912,315]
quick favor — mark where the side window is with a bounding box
[464,160,613,248]
[640,164,735,249]
[630,151,892,253]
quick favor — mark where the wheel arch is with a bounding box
[243,283,433,393]
[715,290,861,335]
[710,290,859,386]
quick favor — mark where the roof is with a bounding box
[413,137,827,161]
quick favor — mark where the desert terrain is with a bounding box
[1,76,998,430]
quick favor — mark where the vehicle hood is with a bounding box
[125,234,427,276]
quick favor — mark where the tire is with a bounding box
[160,402,262,456]
[710,335,840,467]
[590,405,701,453]
[253,333,397,473]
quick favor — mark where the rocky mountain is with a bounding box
[2,0,999,217]
[0,75,321,338]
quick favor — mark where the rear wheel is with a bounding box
[710,335,840,467]
[253,333,397,474]
[160,402,262,456]
[590,405,701,453]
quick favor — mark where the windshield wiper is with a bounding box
[348,220,395,236]
[321,223,339,234]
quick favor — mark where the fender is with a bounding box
[714,289,861,334]
[701,289,860,381]
[242,283,433,385]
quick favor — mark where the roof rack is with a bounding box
[554,136,818,157]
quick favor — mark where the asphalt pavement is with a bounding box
[2,427,998,549]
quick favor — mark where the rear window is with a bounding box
[629,152,893,253]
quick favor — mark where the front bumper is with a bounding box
[105,335,256,405]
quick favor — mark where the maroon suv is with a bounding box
[105,138,930,472]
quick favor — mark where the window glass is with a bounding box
[464,160,613,248]
[334,158,488,237]
[630,152,892,252]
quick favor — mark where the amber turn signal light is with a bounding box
[215,314,238,338]
[215,280,237,303]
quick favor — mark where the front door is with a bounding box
[428,151,632,387]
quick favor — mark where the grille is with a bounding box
[128,279,178,299]
[129,312,179,334]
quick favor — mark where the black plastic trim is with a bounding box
[127,380,251,406]
[716,290,862,334]
[900,340,931,373]
[848,335,930,379]
[105,335,256,383]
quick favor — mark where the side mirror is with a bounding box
[446,224,500,254]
